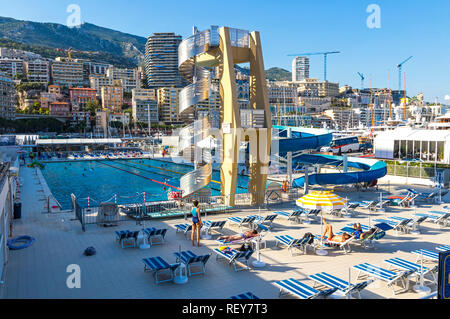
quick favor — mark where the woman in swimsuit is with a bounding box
[218,230,258,242]
[191,200,202,247]
[321,218,352,242]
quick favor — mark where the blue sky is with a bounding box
[1,0,449,102]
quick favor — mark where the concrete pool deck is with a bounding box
[1,166,449,299]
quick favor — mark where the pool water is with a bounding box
[41,158,250,210]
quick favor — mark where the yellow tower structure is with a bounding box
[178,26,272,206]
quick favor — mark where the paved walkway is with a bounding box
[3,167,449,299]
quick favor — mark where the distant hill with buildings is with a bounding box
[0,16,146,67]
[235,65,291,81]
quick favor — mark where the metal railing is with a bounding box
[386,161,445,180]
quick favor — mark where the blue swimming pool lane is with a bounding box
[41,158,250,210]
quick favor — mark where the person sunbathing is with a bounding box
[218,230,258,242]
[351,223,377,240]
[321,218,352,242]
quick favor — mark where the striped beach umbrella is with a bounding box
[296,190,347,211]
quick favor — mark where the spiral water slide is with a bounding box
[177,28,219,197]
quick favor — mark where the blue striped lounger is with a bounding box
[173,250,210,276]
[214,248,254,271]
[230,292,259,299]
[411,249,439,262]
[142,256,180,284]
[352,263,414,295]
[274,235,309,256]
[384,257,437,284]
[436,245,450,252]
[174,223,193,239]
[309,272,373,299]
[275,278,337,299]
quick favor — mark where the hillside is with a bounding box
[0,16,146,66]
[235,65,291,81]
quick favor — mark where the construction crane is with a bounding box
[287,51,340,81]
[357,72,365,89]
[397,56,413,91]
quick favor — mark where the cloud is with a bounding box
[445,95,450,100]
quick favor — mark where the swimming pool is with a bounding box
[41,158,250,210]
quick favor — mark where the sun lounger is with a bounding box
[251,214,278,229]
[227,216,257,230]
[411,249,439,263]
[384,257,438,284]
[359,200,380,211]
[334,203,359,217]
[173,250,211,276]
[275,278,338,299]
[274,210,302,224]
[213,248,254,271]
[274,235,311,256]
[301,209,321,223]
[202,220,226,236]
[315,235,355,254]
[374,218,412,234]
[230,292,259,299]
[352,262,414,295]
[309,272,374,299]
[174,223,193,239]
[436,245,450,252]
[142,256,180,284]
[115,230,139,248]
[415,211,450,227]
[388,215,428,233]
[143,227,167,246]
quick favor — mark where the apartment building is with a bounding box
[323,108,359,130]
[145,32,186,88]
[48,85,61,95]
[0,47,42,60]
[101,86,123,112]
[0,58,24,79]
[131,88,158,124]
[0,73,16,120]
[49,101,71,117]
[268,82,300,116]
[157,87,182,124]
[106,67,140,93]
[87,61,112,76]
[297,78,339,97]
[51,57,83,87]
[69,87,97,111]
[89,75,114,94]
[40,93,57,109]
[24,59,50,83]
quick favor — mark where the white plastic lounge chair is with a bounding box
[352,263,414,295]
[213,248,254,271]
[174,223,193,239]
[230,292,259,299]
[274,210,302,224]
[374,218,412,234]
[388,216,428,233]
[415,211,450,227]
[274,235,311,256]
[202,220,226,237]
[227,216,257,230]
[301,209,321,223]
[251,214,278,229]
[275,278,338,299]
[436,245,450,252]
[173,250,211,276]
[143,227,167,246]
[411,249,439,263]
[315,234,355,254]
[142,256,181,284]
[309,272,374,299]
[384,257,438,284]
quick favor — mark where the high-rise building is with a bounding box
[101,86,123,112]
[145,32,186,88]
[292,56,309,82]
[106,67,140,93]
[0,72,15,120]
[51,57,83,87]
[89,75,114,94]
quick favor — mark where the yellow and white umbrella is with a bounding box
[296,190,347,211]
